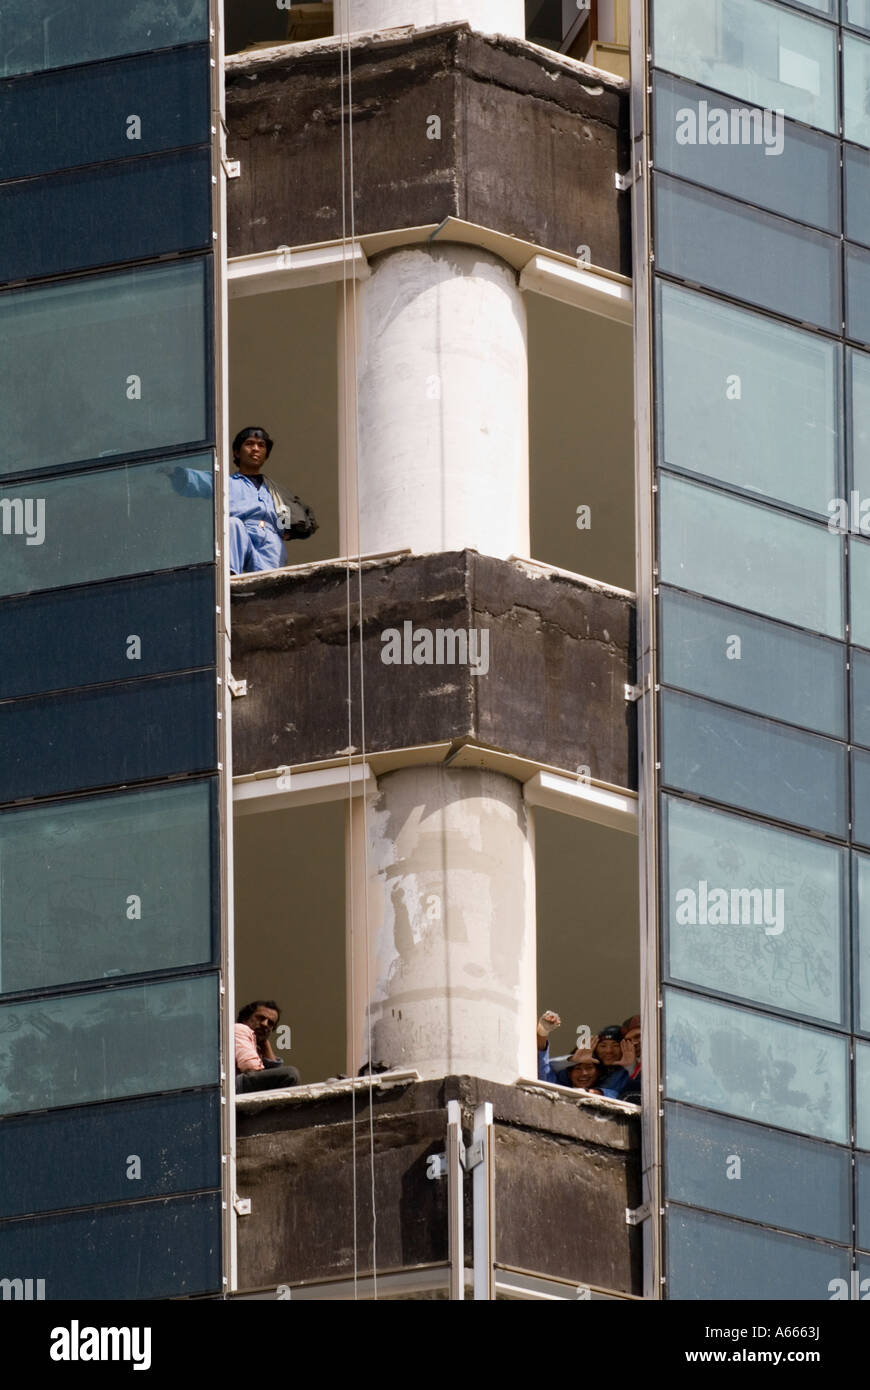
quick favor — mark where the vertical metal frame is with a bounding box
[446,1099,465,1300]
[210,0,236,1295]
[629,0,663,1300]
[472,1101,496,1300]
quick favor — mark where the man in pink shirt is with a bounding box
[235,1000,300,1093]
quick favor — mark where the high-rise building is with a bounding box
[0,0,863,1307]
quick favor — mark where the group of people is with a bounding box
[536,1011,641,1104]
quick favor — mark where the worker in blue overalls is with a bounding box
[168,426,317,573]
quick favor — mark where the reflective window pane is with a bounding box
[666,1206,848,1301]
[848,0,870,34]
[655,174,841,332]
[0,975,219,1117]
[0,1194,220,1300]
[660,474,844,638]
[846,147,870,249]
[856,853,870,1032]
[665,1103,850,1241]
[661,689,847,837]
[660,589,845,737]
[850,349,870,500]
[858,1041,870,1149]
[851,538,870,649]
[0,1091,220,1219]
[653,73,839,232]
[0,0,209,78]
[0,571,216,701]
[845,33,870,149]
[657,283,840,517]
[853,751,870,848]
[858,1155,870,1250]
[0,261,210,478]
[664,987,849,1141]
[0,151,211,284]
[0,47,210,182]
[853,651,870,749]
[0,455,214,600]
[0,780,216,996]
[663,796,846,1023]
[652,0,838,134]
[847,243,870,346]
[0,671,216,806]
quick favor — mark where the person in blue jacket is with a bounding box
[167,425,317,574]
[536,1011,634,1099]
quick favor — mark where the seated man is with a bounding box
[167,425,317,575]
[235,999,300,1094]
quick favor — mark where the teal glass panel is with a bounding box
[659,474,843,638]
[0,260,210,478]
[852,750,870,847]
[0,780,216,996]
[660,589,845,737]
[850,349,870,501]
[847,243,870,346]
[657,282,840,517]
[0,455,214,600]
[652,0,838,134]
[858,1041,870,1148]
[0,0,209,79]
[848,0,870,33]
[0,1091,221,1218]
[666,1207,848,1301]
[856,853,870,1032]
[846,147,870,249]
[661,690,846,837]
[0,48,210,183]
[845,33,870,149]
[655,174,841,332]
[664,987,849,1141]
[663,796,846,1023]
[859,1155,870,1249]
[0,974,219,1117]
[653,73,839,232]
[852,651,870,748]
[850,538,870,649]
[0,150,211,285]
[0,1193,221,1300]
[665,1103,850,1242]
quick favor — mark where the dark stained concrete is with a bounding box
[229,550,637,787]
[235,1074,641,1294]
[225,23,630,273]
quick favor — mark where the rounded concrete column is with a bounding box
[334,0,526,39]
[338,243,529,560]
[347,766,537,1084]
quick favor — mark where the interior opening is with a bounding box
[233,801,347,1086]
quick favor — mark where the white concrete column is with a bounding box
[334,0,526,40]
[337,243,529,559]
[347,766,537,1084]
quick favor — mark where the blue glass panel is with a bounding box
[851,538,870,650]
[0,780,216,995]
[0,0,209,78]
[655,174,841,332]
[664,987,849,1142]
[0,47,210,182]
[661,689,847,838]
[665,1103,850,1242]
[850,349,870,504]
[0,670,216,805]
[0,455,214,600]
[653,0,838,133]
[852,750,870,848]
[0,975,219,1117]
[856,853,870,1033]
[653,73,839,232]
[660,589,845,737]
[0,150,211,284]
[666,1207,848,1301]
[663,796,846,1023]
[657,282,841,517]
[0,1194,220,1300]
[847,243,870,346]
[0,1091,221,1219]
[659,475,843,638]
[858,1155,870,1250]
[859,1041,870,1149]
[846,147,870,249]
[0,260,210,478]
[853,651,870,749]
[845,33,870,149]
[0,570,216,701]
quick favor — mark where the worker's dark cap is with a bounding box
[597,1025,624,1042]
[232,426,274,457]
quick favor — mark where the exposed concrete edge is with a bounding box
[235,1068,422,1111]
[226,18,629,95]
[516,1078,640,1116]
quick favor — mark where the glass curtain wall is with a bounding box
[0,0,225,1300]
[638,0,870,1299]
